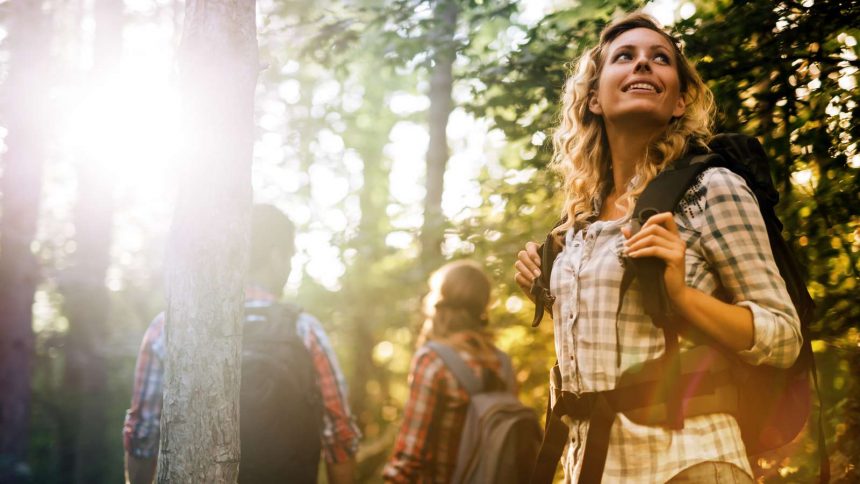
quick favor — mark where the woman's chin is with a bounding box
[605,109,674,131]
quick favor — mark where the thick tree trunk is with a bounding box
[419,0,459,272]
[0,2,50,482]
[156,1,258,482]
[58,1,122,482]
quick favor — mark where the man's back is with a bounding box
[123,291,360,484]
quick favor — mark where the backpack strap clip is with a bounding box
[529,282,555,328]
[530,226,563,327]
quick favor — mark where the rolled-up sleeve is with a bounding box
[297,314,361,463]
[383,349,446,484]
[123,313,166,458]
[697,168,802,368]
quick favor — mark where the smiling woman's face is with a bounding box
[588,27,686,128]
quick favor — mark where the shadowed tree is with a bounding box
[419,0,460,272]
[156,0,258,482]
[0,1,51,481]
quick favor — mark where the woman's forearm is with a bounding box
[674,286,754,352]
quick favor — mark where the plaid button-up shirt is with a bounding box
[383,335,508,484]
[122,289,361,464]
[551,168,802,483]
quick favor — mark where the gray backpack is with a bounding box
[427,341,542,484]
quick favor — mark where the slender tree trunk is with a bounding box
[58,1,123,481]
[419,0,459,272]
[347,75,394,423]
[157,1,258,482]
[0,2,50,482]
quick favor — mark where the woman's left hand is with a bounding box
[622,212,688,308]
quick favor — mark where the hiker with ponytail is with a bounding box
[384,260,539,483]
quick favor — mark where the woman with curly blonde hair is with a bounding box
[514,12,801,484]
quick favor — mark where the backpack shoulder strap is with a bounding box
[244,301,303,342]
[625,154,721,430]
[494,348,516,391]
[627,154,719,321]
[633,154,718,230]
[274,301,302,334]
[530,217,567,327]
[426,341,482,396]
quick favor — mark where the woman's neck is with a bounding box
[604,122,661,193]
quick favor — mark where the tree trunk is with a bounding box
[0,2,50,482]
[419,0,459,272]
[156,1,258,482]
[347,71,395,423]
[59,1,122,482]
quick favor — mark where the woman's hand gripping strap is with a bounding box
[531,231,558,327]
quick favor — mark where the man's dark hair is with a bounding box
[250,204,295,271]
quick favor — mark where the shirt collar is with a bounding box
[244,284,278,302]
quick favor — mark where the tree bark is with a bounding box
[419,0,459,272]
[157,1,258,482]
[0,2,50,482]
[58,1,123,482]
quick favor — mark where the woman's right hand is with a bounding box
[514,241,542,302]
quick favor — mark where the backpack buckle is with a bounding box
[543,290,556,308]
[559,391,593,420]
[633,207,660,234]
[530,282,555,307]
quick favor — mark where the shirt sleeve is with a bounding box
[695,167,803,368]
[382,349,446,484]
[122,313,166,459]
[297,314,361,463]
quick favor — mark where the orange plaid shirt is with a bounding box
[383,335,508,483]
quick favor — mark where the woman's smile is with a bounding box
[622,80,661,93]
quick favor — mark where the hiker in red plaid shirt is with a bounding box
[123,205,360,484]
[383,260,517,483]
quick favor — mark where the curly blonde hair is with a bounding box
[551,12,715,239]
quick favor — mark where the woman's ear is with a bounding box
[672,94,686,119]
[588,90,603,116]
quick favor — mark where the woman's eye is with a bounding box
[614,52,632,61]
[654,53,670,64]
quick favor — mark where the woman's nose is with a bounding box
[634,56,652,72]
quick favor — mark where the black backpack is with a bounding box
[238,302,323,484]
[529,134,828,483]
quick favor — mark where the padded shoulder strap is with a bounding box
[275,302,302,333]
[633,154,718,229]
[426,341,483,395]
[244,301,303,342]
[627,155,722,431]
[494,348,516,391]
[628,155,718,323]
